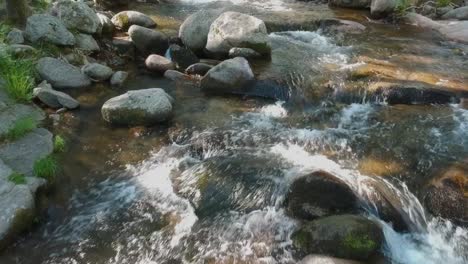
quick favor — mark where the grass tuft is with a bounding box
[0,22,12,44]
[436,0,452,7]
[5,117,37,141]
[0,52,36,102]
[8,172,27,185]
[33,155,58,180]
[53,135,66,153]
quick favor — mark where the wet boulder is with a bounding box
[33,82,79,109]
[167,44,199,70]
[179,9,224,54]
[287,171,358,220]
[164,70,190,81]
[101,88,173,126]
[438,21,468,43]
[423,162,468,227]
[111,11,156,30]
[206,12,271,58]
[94,0,128,9]
[442,6,468,20]
[82,63,113,82]
[329,0,371,8]
[200,57,255,95]
[229,47,262,59]
[24,14,75,46]
[128,25,168,56]
[292,215,384,261]
[185,63,213,76]
[145,55,175,73]
[36,57,91,89]
[97,13,115,35]
[50,0,101,34]
[319,19,366,35]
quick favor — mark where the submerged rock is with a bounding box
[179,9,224,54]
[206,12,271,58]
[229,47,262,59]
[287,171,358,220]
[110,71,129,87]
[185,63,213,76]
[292,215,383,261]
[112,11,156,30]
[51,0,101,34]
[24,14,75,46]
[36,57,91,89]
[299,255,363,264]
[200,57,255,95]
[101,88,173,126]
[329,0,371,8]
[82,63,113,82]
[164,70,190,81]
[145,54,175,73]
[128,25,168,55]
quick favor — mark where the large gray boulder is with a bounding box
[442,6,468,20]
[51,0,101,34]
[128,25,168,55]
[33,82,80,109]
[370,0,396,19]
[200,57,254,95]
[206,12,271,58]
[24,14,75,46]
[179,9,224,54]
[75,33,100,52]
[145,54,175,73]
[82,63,113,82]
[101,88,173,125]
[36,57,91,89]
[0,128,53,176]
[292,215,383,261]
[111,11,156,30]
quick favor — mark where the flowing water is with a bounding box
[1,0,468,263]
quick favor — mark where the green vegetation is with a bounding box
[395,0,412,16]
[53,135,66,153]
[436,0,452,7]
[0,22,13,43]
[8,172,26,185]
[33,155,58,180]
[31,0,52,12]
[4,117,37,141]
[343,233,377,253]
[0,52,36,102]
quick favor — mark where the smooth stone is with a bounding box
[299,255,363,264]
[8,44,37,57]
[438,21,468,43]
[111,11,156,30]
[128,25,168,55]
[319,19,366,34]
[185,63,213,76]
[164,70,189,81]
[33,84,80,109]
[110,71,129,87]
[442,6,468,20]
[36,57,91,89]
[97,13,114,35]
[75,33,100,52]
[178,9,224,54]
[50,0,101,34]
[228,47,262,58]
[145,54,175,73]
[370,0,396,19]
[101,88,173,126]
[6,28,24,44]
[24,14,75,46]
[82,63,114,82]
[200,57,255,95]
[206,11,271,58]
[112,37,134,55]
[329,0,371,8]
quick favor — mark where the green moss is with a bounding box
[394,0,412,16]
[53,135,66,153]
[4,117,37,141]
[196,171,210,191]
[0,52,36,102]
[292,229,310,250]
[31,0,52,12]
[117,14,129,29]
[0,22,13,44]
[8,172,26,185]
[33,155,58,180]
[343,233,377,253]
[436,0,452,7]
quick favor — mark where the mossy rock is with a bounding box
[292,214,383,261]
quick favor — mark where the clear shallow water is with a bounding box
[2,0,468,263]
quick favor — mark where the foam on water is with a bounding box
[178,0,290,11]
